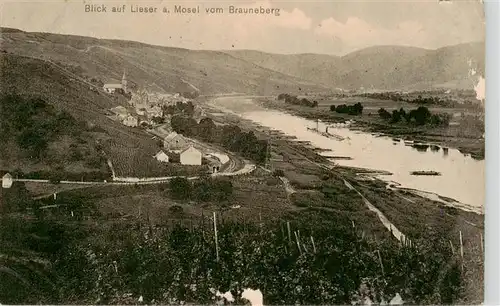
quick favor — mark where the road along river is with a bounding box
[209,96,485,214]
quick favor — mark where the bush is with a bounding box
[168,205,183,215]
[334,102,363,115]
[277,93,317,107]
[272,169,285,177]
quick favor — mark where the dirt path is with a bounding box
[343,179,406,242]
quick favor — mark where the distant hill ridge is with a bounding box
[226,42,484,91]
[0,27,484,92]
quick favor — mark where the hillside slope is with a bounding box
[227,43,485,91]
[0,28,327,95]
[0,52,173,178]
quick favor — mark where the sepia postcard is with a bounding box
[0,0,486,305]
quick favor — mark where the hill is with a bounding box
[0,28,327,95]
[0,52,180,179]
[226,43,485,91]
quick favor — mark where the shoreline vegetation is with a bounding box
[256,97,485,160]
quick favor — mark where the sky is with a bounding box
[0,0,485,55]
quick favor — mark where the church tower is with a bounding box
[121,69,127,93]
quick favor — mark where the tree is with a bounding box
[390,110,402,123]
[151,117,164,124]
[198,118,216,142]
[413,106,431,125]
[330,105,336,112]
[378,108,392,120]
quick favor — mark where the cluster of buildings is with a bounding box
[104,70,194,128]
[103,70,222,173]
[153,131,222,173]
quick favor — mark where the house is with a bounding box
[103,71,127,94]
[110,105,129,120]
[103,84,123,94]
[164,132,189,151]
[180,146,202,165]
[154,151,170,163]
[2,173,13,189]
[123,115,139,127]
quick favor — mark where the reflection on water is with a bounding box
[210,97,484,211]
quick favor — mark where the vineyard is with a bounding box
[0,212,467,305]
[103,140,202,178]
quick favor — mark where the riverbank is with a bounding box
[201,96,484,303]
[257,98,485,160]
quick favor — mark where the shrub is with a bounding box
[272,169,285,177]
[168,205,183,215]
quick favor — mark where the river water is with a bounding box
[210,97,485,214]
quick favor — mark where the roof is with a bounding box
[104,84,123,89]
[164,131,182,142]
[180,145,201,155]
[2,173,12,179]
[110,106,128,115]
[204,156,222,165]
[154,151,168,157]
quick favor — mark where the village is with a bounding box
[103,71,227,176]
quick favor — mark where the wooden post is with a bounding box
[287,222,291,245]
[311,236,317,253]
[213,212,219,263]
[352,220,355,229]
[480,233,484,254]
[294,231,302,255]
[377,250,385,276]
[459,231,464,260]
[147,209,153,238]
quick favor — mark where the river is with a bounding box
[209,96,485,214]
